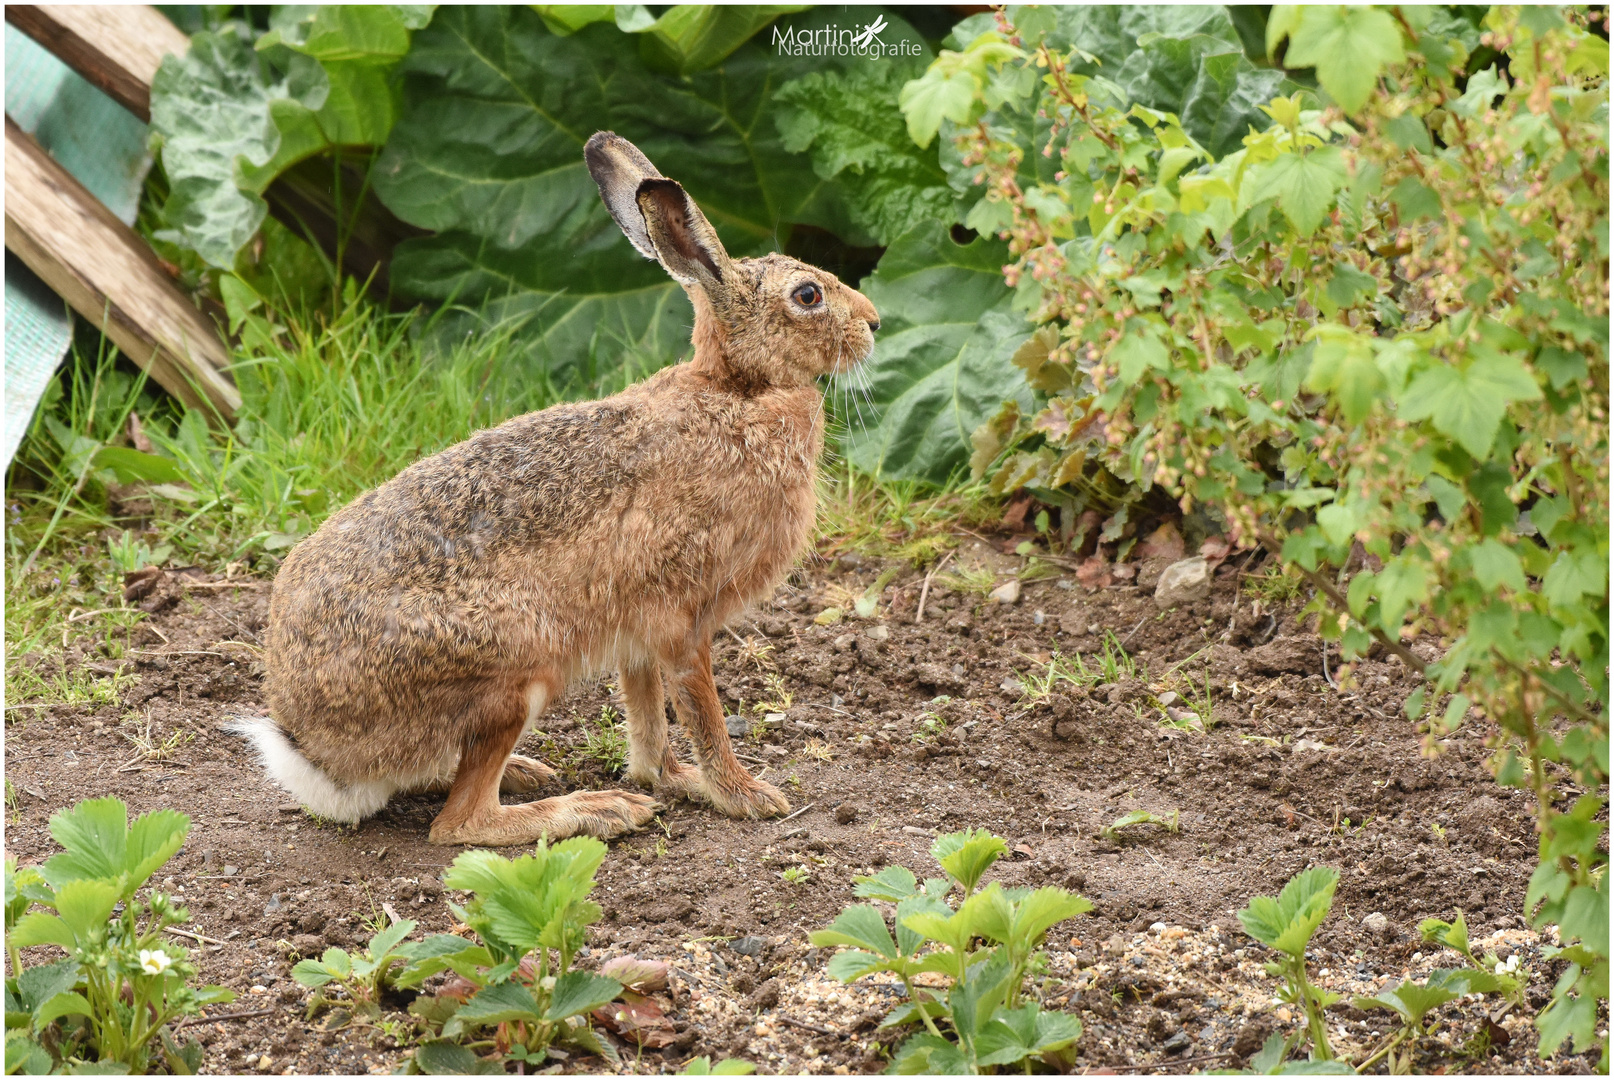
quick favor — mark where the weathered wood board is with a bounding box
[4,117,240,419]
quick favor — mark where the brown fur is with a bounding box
[256,132,878,847]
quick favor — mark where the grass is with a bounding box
[578,704,628,774]
[815,458,1002,565]
[1016,632,1143,702]
[1244,562,1306,605]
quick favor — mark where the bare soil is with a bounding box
[5,540,1593,1075]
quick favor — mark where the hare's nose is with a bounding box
[866,318,881,333]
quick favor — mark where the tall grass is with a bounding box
[7,294,551,571]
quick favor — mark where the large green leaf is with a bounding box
[1277,6,1405,114]
[545,970,621,1021]
[1397,352,1542,459]
[1247,147,1347,237]
[975,1003,1083,1067]
[845,223,1035,483]
[774,46,954,245]
[149,8,430,269]
[373,6,871,398]
[931,829,1006,897]
[809,905,899,959]
[42,799,189,898]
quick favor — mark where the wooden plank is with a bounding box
[4,118,240,420]
[4,5,188,124]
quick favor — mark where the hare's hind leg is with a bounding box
[620,661,703,802]
[668,640,790,819]
[428,680,656,846]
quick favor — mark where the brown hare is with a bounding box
[232,131,880,847]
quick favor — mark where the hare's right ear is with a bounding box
[585,131,664,261]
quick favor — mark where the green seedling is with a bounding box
[1208,1031,1352,1074]
[292,916,419,1022]
[781,866,810,885]
[1353,967,1502,1074]
[1096,631,1141,683]
[1015,651,1100,701]
[1418,912,1527,1004]
[811,828,1091,1074]
[854,566,901,618]
[5,798,234,1074]
[678,1055,756,1074]
[1237,867,1341,1062]
[1099,809,1179,842]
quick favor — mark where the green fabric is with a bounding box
[4,25,154,467]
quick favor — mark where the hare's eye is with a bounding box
[792,283,824,308]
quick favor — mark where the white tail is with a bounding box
[222,716,394,823]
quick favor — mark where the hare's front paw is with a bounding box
[706,774,790,819]
[501,754,558,793]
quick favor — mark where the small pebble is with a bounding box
[865,625,891,641]
[989,580,1021,605]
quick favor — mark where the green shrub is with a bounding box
[811,828,1089,1073]
[4,798,234,1074]
[918,6,1607,1064]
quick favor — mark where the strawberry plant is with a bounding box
[811,828,1090,1073]
[1353,967,1503,1074]
[4,798,234,1074]
[1237,867,1341,1061]
[391,837,628,1072]
[914,5,1608,1064]
[1418,910,1528,1003]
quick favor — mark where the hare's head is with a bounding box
[586,132,879,391]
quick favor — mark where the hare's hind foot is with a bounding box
[429,790,658,847]
[500,754,558,793]
[705,773,790,820]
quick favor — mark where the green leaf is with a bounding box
[774,50,953,245]
[411,1040,503,1074]
[15,960,81,1016]
[546,970,621,1021]
[809,905,899,959]
[1353,978,1458,1026]
[1282,6,1405,114]
[1398,353,1543,459]
[828,948,895,982]
[844,224,1035,483]
[1419,913,1470,958]
[931,829,1007,896]
[42,798,189,898]
[31,991,91,1030]
[366,917,417,962]
[1304,327,1383,424]
[1248,147,1347,237]
[446,980,544,1036]
[150,8,427,269]
[899,66,980,150]
[1112,332,1171,385]
[90,446,188,486]
[1468,539,1526,593]
[1237,867,1339,958]
[634,6,809,75]
[290,959,338,988]
[853,865,920,903]
[5,1033,54,1077]
[975,1003,1083,1066]
[1559,882,1609,955]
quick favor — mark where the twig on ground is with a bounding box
[175,1007,277,1030]
[914,550,955,624]
[1119,616,1149,646]
[1092,1050,1231,1073]
[166,927,229,946]
[776,803,815,825]
[778,1016,839,1037]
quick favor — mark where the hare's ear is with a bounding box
[585,131,664,261]
[635,177,733,294]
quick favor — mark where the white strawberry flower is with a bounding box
[139,949,172,975]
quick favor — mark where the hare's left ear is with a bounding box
[585,130,664,261]
[634,178,733,296]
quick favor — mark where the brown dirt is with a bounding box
[4,540,1593,1075]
